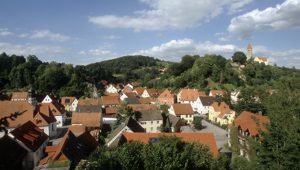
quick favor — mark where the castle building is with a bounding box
[246,43,253,60]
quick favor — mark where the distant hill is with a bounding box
[88,55,169,74]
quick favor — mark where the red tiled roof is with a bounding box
[158,89,174,99]
[172,104,194,115]
[11,92,28,100]
[210,90,226,97]
[122,132,218,157]
[68,125,87,136]
[0,101,56,128]
[60,96,76,106]
[133,87,145,96]
[211,102,232,118]
[128,104,158,112]
[234,111,270,137]
[71,112,101,128]
[105,107,118,115]
[101,96,120,105]
[78,98,101,106]
[178,89,206,101]
[124,92,137,98]
[138,97,156,104]
[10,121,48,152]
[144,88,160,97]
[256,57,268,62]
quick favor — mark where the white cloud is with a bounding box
[228,0,300,38]
[89,0,253,31]
[133,39,239,61]
[0,28,14,36]
[0,42,64,56]
[78,45,118,64]
[103,35,121,40]
[29,30,70,41]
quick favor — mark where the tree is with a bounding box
[232,51,247,65]
[193,116,203,130]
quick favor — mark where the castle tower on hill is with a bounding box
[246,43,253,60]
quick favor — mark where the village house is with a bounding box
[0,121,49,170]
[41,95,66,127]
[105,84,119,94]
[60,96,78,112]
[101,95,121,107]
[39,130,98,169]
[208,102,235,126]
[133,87,145,97]
[11,91,29,101]
[198,96,216,115]
[120,92,137,101]
[106,117,145,147]
[209,89,226,97]
[122,84,133,93]
[136,109,163,133]
[141,88,160,98]
[120,132,218,157]
[169,103,194,124]
[254,57,268,65]
[157,89,175,105]
[230,111,270,158]
[177,88,206,113]
[230,90,240,104]
[71,112,102,138]
[0,100,57,138]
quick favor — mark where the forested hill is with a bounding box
[88,55,165,73]
[88,55,171,83]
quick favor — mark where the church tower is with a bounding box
[246,43,253,60]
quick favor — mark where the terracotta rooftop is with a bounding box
[0,101,56,128]
[122,132,218,157]
[234,111,270,137]
[68,125,87,136]
[101,96,121,105]
[10,121,48,152]
[133,87,145,96]
[124,92,137,98]
[178,89,206,101]
[71,112,101,128]
[40,130,97,165]
[138,97,156,104]
[172,103,194,115]
[210,90,226,97]
[60,96,76,106]
[78,98,101,106]
[11,92,28,100]
[211,102,233,118]
[144,88,160,97]
[256,57,268,62]
[128,104,158,112]
[158,89,174,99]
[105,107,118,115]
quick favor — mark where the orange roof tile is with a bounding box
[71,112,101,128]
[78,98,101,106]
[138,97,156,104]
[211,102,233,118]
[60,96,76,106]
[158,89,174,99]
[234,111,270,137]
[178,89,206,101]
[105,107,118,115]
[122,132,218,157]
[210,90,226,97]
[68,125,87,136]
[133,87,145,96]
[101,96,120,105]
[172,104,194,115]
[10,121,48,152]
[11,92,28,100]
[128,104,158,112]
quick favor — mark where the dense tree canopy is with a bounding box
[232,51,247,65]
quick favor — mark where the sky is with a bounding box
[0,0,300,68]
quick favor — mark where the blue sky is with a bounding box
[1,0,300,68]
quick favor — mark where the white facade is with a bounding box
[8,133,49,169]
[178,97,202,114]
[41,95,53,103]
[231,90,240,104]
[169,106,194,124]
[55,115,65,127]
[139,120,163,133]
[40,123,57,138]
[141,90,150,98]
[106,84,118,94]
[120,93,129,101]
[70,99,78,112]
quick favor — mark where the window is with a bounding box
[151,121,153,124]
[157,121,159,124]
[151,127,153,131]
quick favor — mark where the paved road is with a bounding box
[196,120,229,152]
